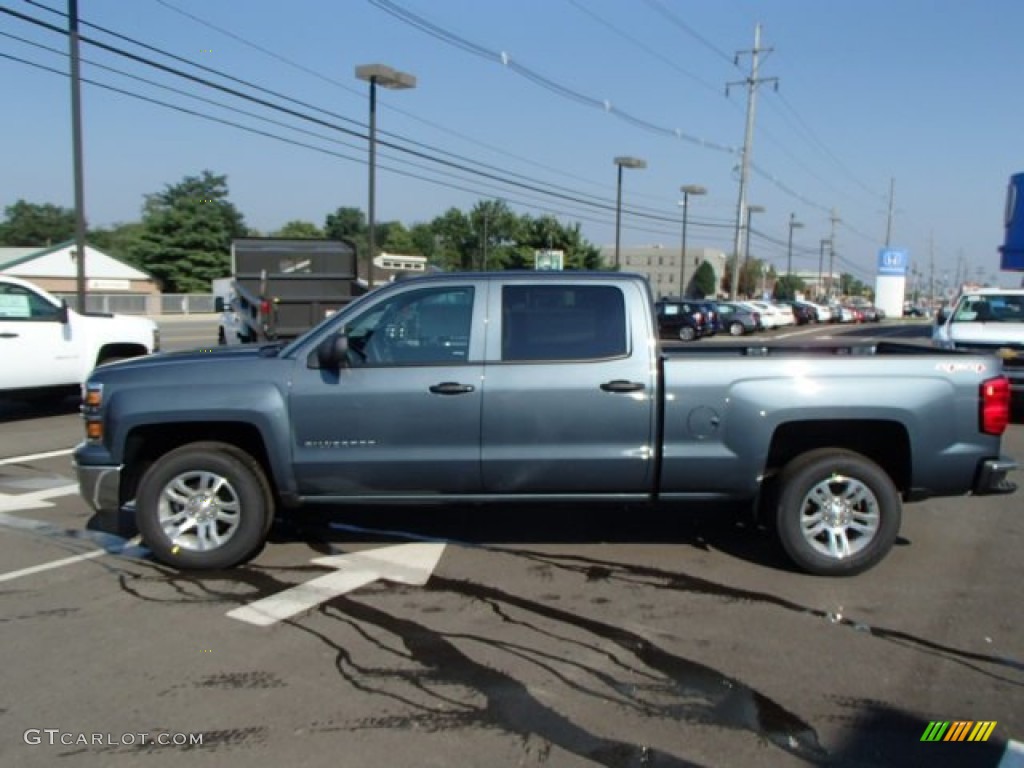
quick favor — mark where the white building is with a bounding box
[0,240,158,295]
[600,244,729,298]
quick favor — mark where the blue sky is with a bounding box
[2,0,1023,287]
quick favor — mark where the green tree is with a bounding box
[840,273,870,297]
[409,222,440,263]
[131,171,247,292]
[0,200,76,246]
[430,207,475,270]
[273,220,323,239]
[773,274,807,301]
[88,221,147,266]
[379,220,417,254]
[692,261,717,298]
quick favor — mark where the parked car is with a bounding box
[695,300,722,336]
[741,301,786,330]
[773,303,798,327]
[714,301,761,336]
[776,300,815,325]
[802,301,833,323]
[655,299,708,341]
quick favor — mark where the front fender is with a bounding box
[104,382,296,497]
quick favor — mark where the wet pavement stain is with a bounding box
[509,548,1024,681]
[10,516,1021,765]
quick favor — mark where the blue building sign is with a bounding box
[877,248,908,276]
[1001,172,1024,271]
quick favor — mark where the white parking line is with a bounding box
[0,484,80,512]
[0,548,110,583]
[0,448,75,466]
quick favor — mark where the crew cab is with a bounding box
[0,274,159,401]
[73,273,1016,577]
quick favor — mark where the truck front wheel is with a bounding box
[775,449,901,576]
[135,442,272,570]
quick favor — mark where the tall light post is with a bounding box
[678,184,706,297]
[355,63,416,285]
[742,204,764,298]
[613,156,646,269]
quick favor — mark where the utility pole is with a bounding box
[884,178,895,248]
[827,208,840,299]
[929,232,935,307]
[69,0,88,312]
[818,239,829,301]
[726,23,777,299]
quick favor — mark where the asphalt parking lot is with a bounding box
[1,315,1021,768]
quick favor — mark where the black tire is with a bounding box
[135,441,273,570]
[678,326,697,342]
[729,321,746,337]
[775,448,901,577]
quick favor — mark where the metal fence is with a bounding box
[53,293,217,316]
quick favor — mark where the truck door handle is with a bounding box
[600,380,645,393]
[0,332,18,338]
[429,382,475,395]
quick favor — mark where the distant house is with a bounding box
[371,251,429,285]
[0,240,159,295]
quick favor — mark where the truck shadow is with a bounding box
[0,394,80,423]
[269,501,804,575]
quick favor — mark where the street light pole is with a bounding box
[678,184,706,297]
[613,156,646,269]
[355,64,416,285]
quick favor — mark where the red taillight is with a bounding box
[980,376,1010,436]
[694,312,703,322]
[259,299,271,316]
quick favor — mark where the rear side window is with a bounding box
[501,285,627,362]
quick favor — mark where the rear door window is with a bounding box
[502,284,627,362]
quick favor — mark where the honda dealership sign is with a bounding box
[875,247,908,319]
[877,248,909,276]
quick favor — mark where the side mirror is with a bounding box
[214,296,225,313]
[313,333,350,370]
[936,308,948,325]
[57,300,70,324]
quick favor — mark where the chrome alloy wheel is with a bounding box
[156,470,241,552]
[798,474,881,560]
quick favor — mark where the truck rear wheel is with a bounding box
[135,441,272,570]
[775,448,901,576]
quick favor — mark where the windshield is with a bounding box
[952,294,1024,323]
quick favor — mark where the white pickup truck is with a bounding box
[0,274,159,402]
[933,287,1024,403]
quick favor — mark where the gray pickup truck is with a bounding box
[73,272,1017,576]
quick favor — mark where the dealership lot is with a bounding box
[1,317,1021,767]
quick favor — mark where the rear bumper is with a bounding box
[74,462,122,514]
[973,456,1018,495]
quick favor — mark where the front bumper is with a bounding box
[74,462,122,514]
[973,456,1018,496]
